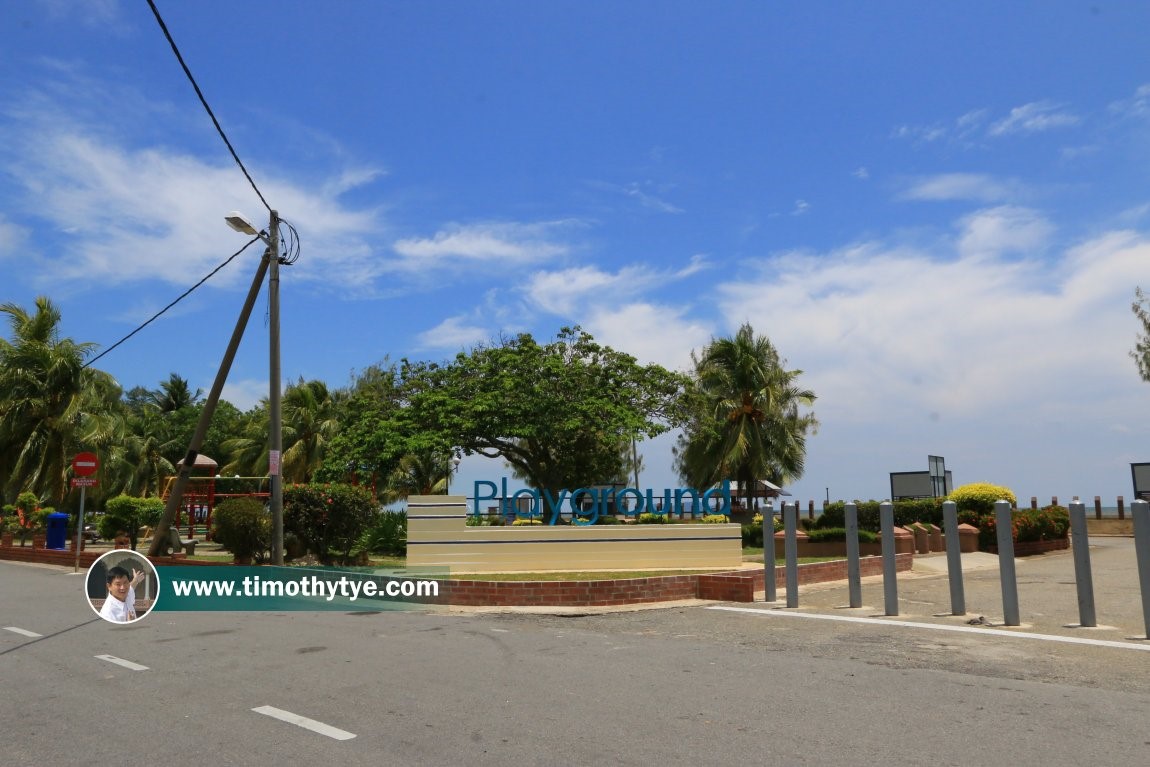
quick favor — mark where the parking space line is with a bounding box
[95,654,150,670]
[708,606,1150,651]
[4,627,42,638]
[252,705,357,741]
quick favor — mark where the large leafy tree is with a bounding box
[674,323,818,512]
[0,297,120,504]
[399,327,689,507]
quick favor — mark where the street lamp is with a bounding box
[448,455,461,494]
[226,209,283,565]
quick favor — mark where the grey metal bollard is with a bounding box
[784,502,799,608]
[1068,500,1097,628]
[995,500,1020,626]
[845,502,862,608]
[942,501,965,616]
[762,500,776,602]
[1133,500,1150,638]
[880,501,898,616]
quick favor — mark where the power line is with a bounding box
[84,236,261,369]
[145,0,272,213]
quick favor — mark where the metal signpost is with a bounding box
[71,452,99,573]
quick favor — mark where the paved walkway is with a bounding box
[765,536,1149,641]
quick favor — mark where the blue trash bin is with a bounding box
[46,512,69,550]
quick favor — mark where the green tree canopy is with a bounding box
[399,327,689,506]
[674,323,818,511]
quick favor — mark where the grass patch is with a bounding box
[457,569,722,581]
[741,547,843,565]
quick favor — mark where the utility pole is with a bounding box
[267,210,284,566]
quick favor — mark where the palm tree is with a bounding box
[281,379,340,484]
[674,323,818,513]
[384,447,453,502]
[149,373,203,413]
[0,297,119,504]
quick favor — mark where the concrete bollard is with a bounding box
[762,500,776,603]
[942,501,965,616]
[1068,500,1097,627]
[1132,500,1150,639]
[880,501,898,616]
[784,502,799,608]
[911,524,930,555]
[957,523,979,553]
[845,502,862,608]
[1094,496,1102,521]
[1118,496,1125,521]
[995,500,1020,626]
[927,524,943,552]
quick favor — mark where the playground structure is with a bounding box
[159,454,269,539]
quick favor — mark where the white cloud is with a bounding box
[0,76,391,294]
[0,214,29,257]
[791,199,811,216]
[393,221,572,265]
[899,173,1018,203]
[584,303,713,372]
[624,182,684,214]
[1108,83,1150,119]
[416,316,490,351]
[221,379,267,412]
[988,101,1080,136]
[956,206,1054,260]
[852,167,870,180]
[649,214,1148,504]
[523,257,710,317]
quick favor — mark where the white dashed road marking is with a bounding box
[252,705,357,741]
[708,606,1150,652]
[95,654,150,670]
[4,627,42,638]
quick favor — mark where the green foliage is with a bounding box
[511,518,542,526]
[595,514,621,524]
[399,327,689,502]
[466,512,504,526]
[355,511,408,556]
[674,323,817,510]
[957,504,1070,550]
[805,527,880,543]
[98,494,164,550]
[947,483,1017,515]
[816,499,945,532]
[741,522,763,548]
[637,512,668,524]
[701,514,730,524]
[284,483,378,564]
[212,497,271,562]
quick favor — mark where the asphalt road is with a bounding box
[2,557,1148,766]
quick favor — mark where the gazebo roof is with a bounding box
[175,454,219,470]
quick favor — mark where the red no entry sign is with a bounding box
[73,452,99,477]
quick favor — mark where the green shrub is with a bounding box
[284,483,378,564]
[595,514,621,524]
[466,512,504,527]
[355,510,408,556]
[948,482,1017,515]
[701,514,729,524]
[98,494,165,551]
[637,513,667,524]
[806,527,879,544]
[741,522,763,548]
[817,499,944,532]
[511,518,542,526]
[212,497,271,562]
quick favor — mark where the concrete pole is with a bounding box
[1132,500,1150,639]
[880,501,898,616]
[267,210,283,566]
[995,500,1020,626]
[845,502,862,608]
[148,252,270,558]
[1068,500,1096,627]
[784,502,799,608]
[942,501,965,615]
[762,499,776,602]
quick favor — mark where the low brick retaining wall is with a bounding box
[987,538,1069,556]
[1,546,914,607]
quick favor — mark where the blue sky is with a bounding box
[3,1,1150,506]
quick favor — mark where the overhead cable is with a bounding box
[145,0,272,213]
[84,236,261,369]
